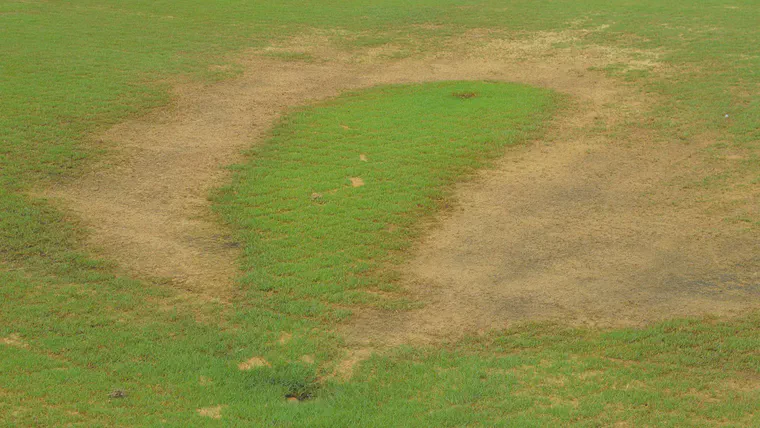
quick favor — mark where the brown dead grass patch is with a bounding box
[1,334,29,349]
[278,332,292,345]
[333,348,372,381]
[238,356,270,371]
[39,27,759,352]
[197,405,223,419]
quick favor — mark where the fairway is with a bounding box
[2,1,759,426]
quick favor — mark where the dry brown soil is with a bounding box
[41,29,759,347]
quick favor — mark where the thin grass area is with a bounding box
[213,81,555,319]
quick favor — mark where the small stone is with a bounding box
[109,390,127,399]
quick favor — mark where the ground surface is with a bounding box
[45,31,758,345]
[2,1,759,425]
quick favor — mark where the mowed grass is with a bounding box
[1,0,759,425]
[5,82,760,426]
[213,82,554,318]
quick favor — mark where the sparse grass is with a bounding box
[262,51,319,63]
[2,0,759,425]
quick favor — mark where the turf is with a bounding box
[213,82,555,317]
[2,0,759,425]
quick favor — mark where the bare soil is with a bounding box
[41,30,759,348]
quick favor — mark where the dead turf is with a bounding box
[40,29,759,349]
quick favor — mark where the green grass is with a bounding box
[2,0,760,425]
[213,82,555,318]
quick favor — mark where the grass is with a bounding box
[213,82,555,318]
[1,0,759,425]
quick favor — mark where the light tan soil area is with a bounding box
[42,29,758,344]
